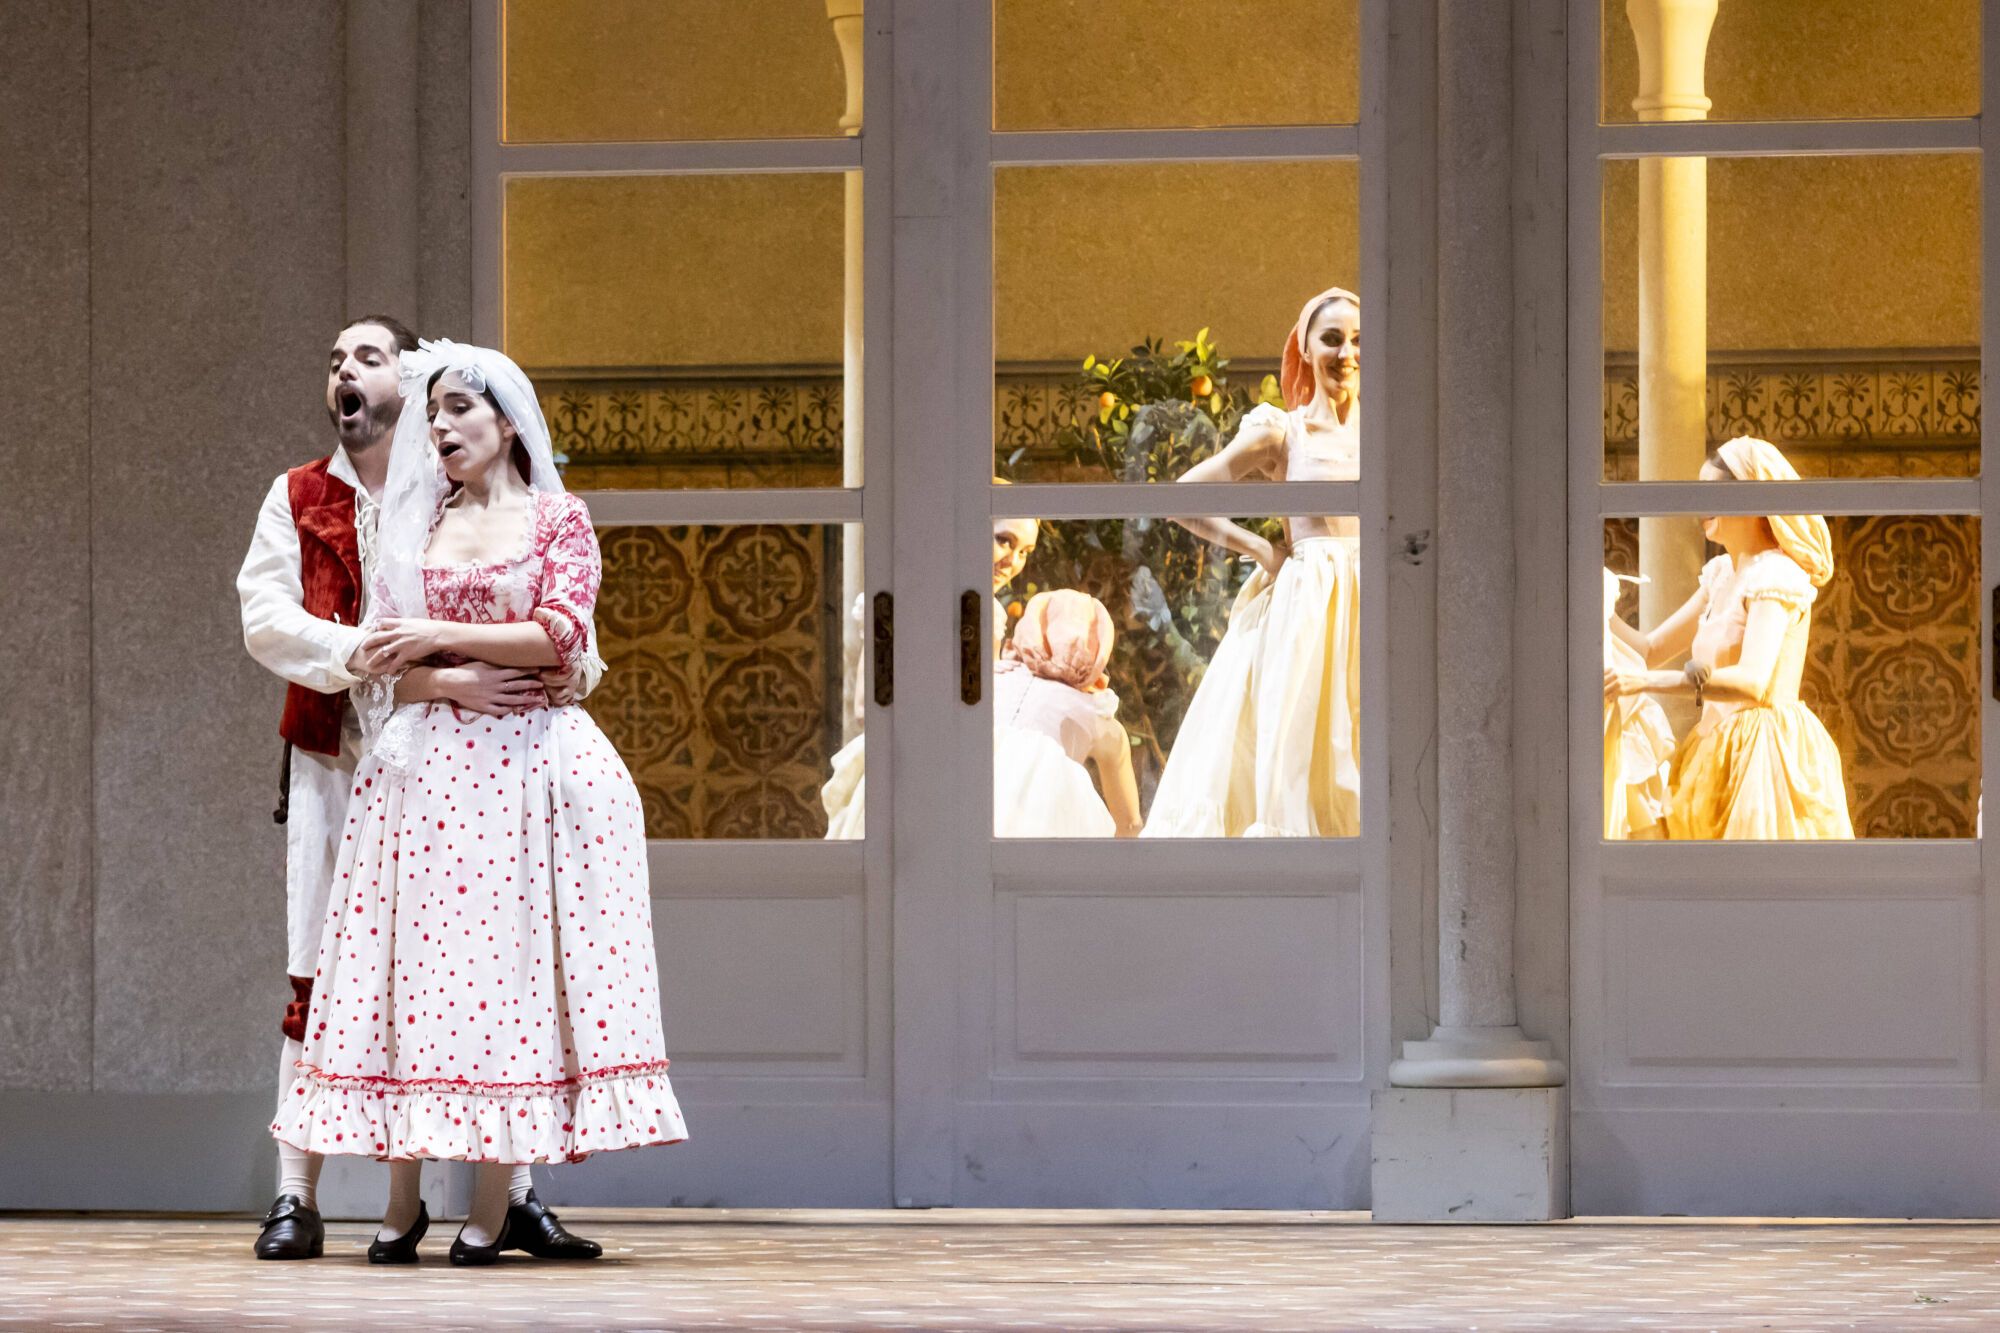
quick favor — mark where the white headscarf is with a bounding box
[358,338,599,772]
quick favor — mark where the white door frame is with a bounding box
[1565,0,2000,1215]
[469,0,898,1204]
[877,0,1406,1208]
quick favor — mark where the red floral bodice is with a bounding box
[422,489,599,676]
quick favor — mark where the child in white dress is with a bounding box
[993,591,1142,838]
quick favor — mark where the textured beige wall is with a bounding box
[504,0,846,142]
[997,160,1359,365]
[0,0,93,1092]
[87,1,350,1092]
[995,0,1360,130]
[418,0,474,339]
[1601,0,1977,122]
[1603,154,1980,353]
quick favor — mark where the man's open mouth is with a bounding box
[337,386,366,421]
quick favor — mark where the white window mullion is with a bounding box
[1599,478,1983,520]
[990,124,1359,167]
[1598,117,1979,160]
[495,138,862,177]
[992,480,1360,521]
[577,489,864,529]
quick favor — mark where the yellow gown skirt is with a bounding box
[1666,701,1853,840]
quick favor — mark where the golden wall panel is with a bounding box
[505,174,846,371]
[995,0,1359,130]
[996,161,1358,365]
[1601,0,1977,124]
[503,0,846,143]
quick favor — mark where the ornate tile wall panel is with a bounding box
[585,524,840,840]
[1602,359,1979,480]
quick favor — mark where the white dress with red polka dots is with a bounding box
[273,490,686,1163]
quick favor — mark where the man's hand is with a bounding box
[437,662,545,716]
[540,666,584,708]
[360,617,445,675]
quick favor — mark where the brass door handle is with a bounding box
[959,589,982,705]
[872,591,894,707]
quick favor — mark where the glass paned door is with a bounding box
[1570,0,1997,1217]
[474,0,892,1206]
[879,0,1392,1209]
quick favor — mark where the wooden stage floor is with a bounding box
[3,1210,1999,1330]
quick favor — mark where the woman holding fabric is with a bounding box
[1604,435,1853,840]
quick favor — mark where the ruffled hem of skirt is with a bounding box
[271,1064,688,1164]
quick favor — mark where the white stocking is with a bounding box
[459,1163,513,1248]
[377,1158,424,1242]
[509,1165,533,1207]
[274,1039,323,1207]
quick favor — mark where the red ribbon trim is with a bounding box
[293,1059,671,1096]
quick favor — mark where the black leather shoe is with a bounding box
[448,1218,507,1268]
[367,1201,429,1265]
[504,1190,602,1260]
[253,1194,324,1260]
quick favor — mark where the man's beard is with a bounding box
[328,394,401,449]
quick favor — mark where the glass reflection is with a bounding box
[994,161,1359,484]
[504,0,849,144]
[995,0,1360,132]
[1600,0,1977,125]
[1002,506,1358,839]
[822,518,1040,840]
[1602,451,1980,840]
[506,173,850,491]
[1601,153,1980,483]
[588,523,850,840]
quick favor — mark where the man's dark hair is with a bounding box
[346,313,419,354]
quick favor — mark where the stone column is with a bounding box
[828,0,866,740]
[1389,0,1564,1095]
[1373,0,1565,1223]
[1628,0,1716,627]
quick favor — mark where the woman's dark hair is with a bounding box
[347,313,419,353]
[427,366,534,483]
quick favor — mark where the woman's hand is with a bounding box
[360,617,447,675]
[437,662,545,715]
[1604,664,1656,702]
[1250,535,1292,580]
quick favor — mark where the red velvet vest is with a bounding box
[278,459,363,756]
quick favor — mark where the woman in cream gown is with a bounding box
[1142,286,1361,838]
[1604,435,1852,840]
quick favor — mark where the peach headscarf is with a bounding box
[1006,589,1115,692]
[1714,435,1834,587]
[1280,286,1360,410]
